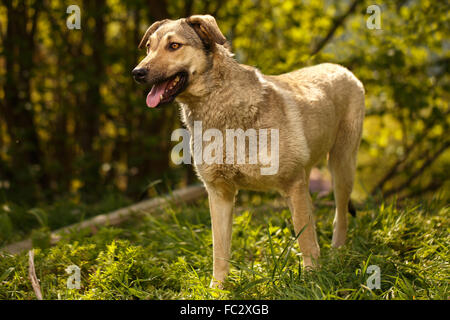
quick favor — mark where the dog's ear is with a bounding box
[186,15,226,50]
[138,19,170,50]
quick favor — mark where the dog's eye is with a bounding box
[169,42,182,51]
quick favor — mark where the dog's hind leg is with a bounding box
[328,118,362,248]
[286,169,320,269]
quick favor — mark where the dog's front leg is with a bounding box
[207,186,235,289]
[286,177,320,269]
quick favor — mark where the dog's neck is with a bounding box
[177,45,266,130]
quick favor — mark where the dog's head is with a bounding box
[132,15,227,108]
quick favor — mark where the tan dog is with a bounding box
[132,15,365,288]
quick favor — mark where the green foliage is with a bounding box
[0,212,13,242]
[31,227,51,250]
[0,0,448,205]
[0,192,131,247]
[0,194,448,300]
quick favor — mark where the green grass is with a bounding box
[0,192,448,300]
[0,192,132,247]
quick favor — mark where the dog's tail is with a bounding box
[348,200,356,217]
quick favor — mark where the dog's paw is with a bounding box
[302,255,321,271]
[209,278,225,290]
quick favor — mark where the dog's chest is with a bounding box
[179,99,283,191]
[194,162,275,191]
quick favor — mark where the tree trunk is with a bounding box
[1,0,48,201]
[77,0,107,198]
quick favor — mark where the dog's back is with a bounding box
[262,63,365,168]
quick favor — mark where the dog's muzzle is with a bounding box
[132,67,148,83]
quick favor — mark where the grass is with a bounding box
[0,191,132,247]
[0,191,448,300]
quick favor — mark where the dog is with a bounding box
[132,15,365,288]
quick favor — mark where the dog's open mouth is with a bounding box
[146,72,188,108]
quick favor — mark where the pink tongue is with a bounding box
[146,81,169,108]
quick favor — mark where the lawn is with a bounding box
[0,192,448,300]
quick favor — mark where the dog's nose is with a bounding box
[132,68,148,82]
